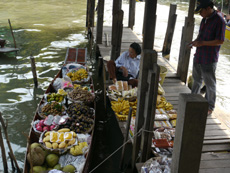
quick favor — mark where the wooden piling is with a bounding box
[111,0,122,60]
[171,94,208,173]
[140,64,160,162]
[162,4,177,58]
[0,127,8,173]
[177,0,196,83]
[142,0,157,49]
[8,19,17,49]
[86,0,95,27]
[96,0,105,44]
[111,9,124,60]
[30,56,38,88]
[120,107,133,170]
[0,113,21,172]
[128,0,136,30]
[132,49,158,169]
[8,152,15,172]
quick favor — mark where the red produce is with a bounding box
[43,126,50,132]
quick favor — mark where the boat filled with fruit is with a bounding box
[23,48,96,173]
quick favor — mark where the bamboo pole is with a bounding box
[30,56,38,88]
[0,112,21,172]
[0,127,8,173]
[8,152,15,172]
[8,19,17,48]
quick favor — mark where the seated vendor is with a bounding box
[107,42,141,88]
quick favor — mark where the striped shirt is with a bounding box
[194,10,226,64]
[115,51,141,78]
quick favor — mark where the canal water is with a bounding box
[0,0,229,172]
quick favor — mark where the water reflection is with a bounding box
[0,0,88,171]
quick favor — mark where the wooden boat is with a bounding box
[225,25,230,41]
[23,47,95,173]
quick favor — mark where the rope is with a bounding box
[89,128,145,173]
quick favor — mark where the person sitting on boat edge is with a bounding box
[107,42,141,88]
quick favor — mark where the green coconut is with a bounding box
[62,165,76,173]
[27,147,46,166]
[45,154,59,168]
[29,166,46,173]
[30,142,41,150]
[53,164,62,170]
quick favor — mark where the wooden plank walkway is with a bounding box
[93,26,230,172]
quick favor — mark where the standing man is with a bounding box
[190,0,226,115]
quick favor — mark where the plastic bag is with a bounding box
[155,114,169,121]
[53,78,65,91]
[59,153,86,173]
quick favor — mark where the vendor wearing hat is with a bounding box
[189,0,226,116]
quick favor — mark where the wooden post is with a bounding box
[111,9,124,60]
[177,0,196,83]
[120,107,133,170]
[0,127,8,173]
[0,113,21,172]
[140,65,159,162]
[128,0,136,30]
[8,19,17,49]
[142,0,157,49]
[30,56,38,88]
[8,152,15,172]
[86,0,95,27]
[111,0,122,60]
[171,94,208,173]
[228,0,230,14]
[112,0,122,16]
[162,4,177,58]
[86,0,90,27]
[132,49,157,169]
[96,0,104,44]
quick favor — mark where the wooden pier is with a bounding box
[93,26,230,172]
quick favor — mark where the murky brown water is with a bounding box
[0,0,229,172]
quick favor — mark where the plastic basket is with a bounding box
[159,66,168,85]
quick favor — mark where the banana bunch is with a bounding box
[128,99,137,116]
[67,68,88,81]
[47,93,64,102]
[70,142,88,156]
[74,84,81,89]
[115,113,128,121]
[156,96,173,111]
[111,98,130,115]
[111,99,138,120]
[43,129,77,150]
[58,89,67,96]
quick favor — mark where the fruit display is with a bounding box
[66,102,95,119]
[156,96,173,111]
[107,86,137,101]
[40,129,78,151]
[60,102,95,133]
[58,89,67,96]
[27,144,46,166]
[46,93,64,102]
[33,119,57,133]
[67,68,88,82]
[39,101,66,117]
[68,87,95,103]
[62,165,76,173]
[70,142,88,156]
[27,143,78,172]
